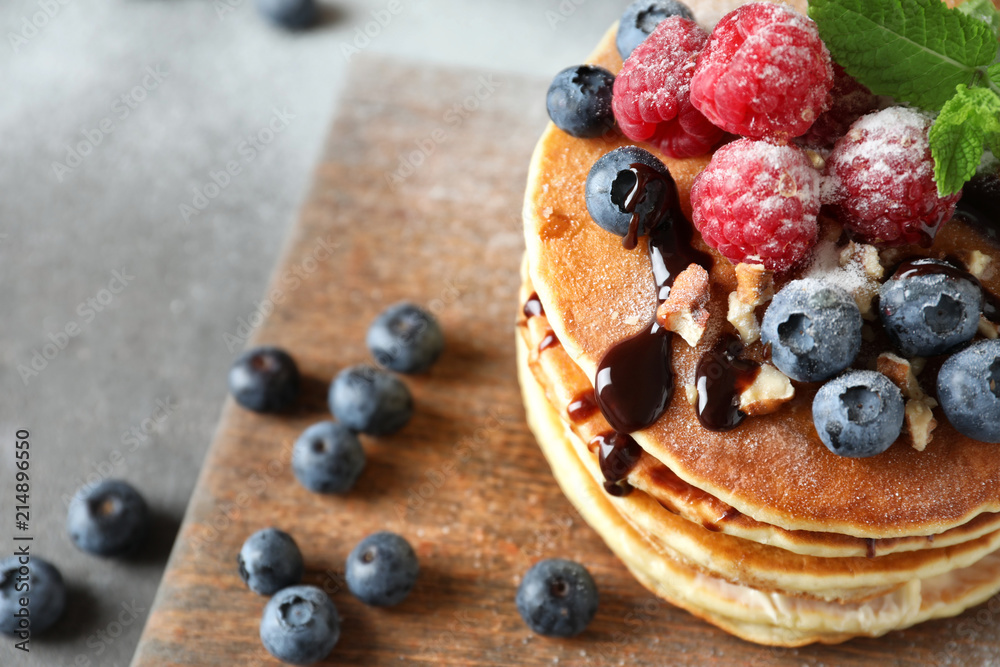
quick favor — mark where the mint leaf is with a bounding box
[809,0,999,110]
[929,85,1000,195]
[959,0,1000,35]
[990,62,1000,91]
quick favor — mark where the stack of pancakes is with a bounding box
[517,2,1000,646]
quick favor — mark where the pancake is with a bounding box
[518,332,1000,646]
[522,15,1000,540]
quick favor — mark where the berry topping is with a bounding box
[0,557,65,636]
[367,302,445,374]
[797,64,878,148]
[66,479,150,557]
[584,146,679,243]
[879,259,983,357]
[238,528,305,596]
[260,586,340,665]
[761,279,862,383]
[292,421,366,494]
[690,138,821,272]
[229,346,301,413]
[516,558,599,638]
[328,364,413,436]
[826,107,962,246]
[612,17,723,158]
[689,2,833,141]
[346,532,420,607]
[616,0,696,60]
[812,370,904,458]
[938,340,1000,443]
[546,65,617,139]
[255,0,318,30]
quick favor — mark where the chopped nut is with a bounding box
[727,292,760,345]
[979,316,999,340]
[876,352,927,400]
[910,357,927,376]
[905,398,938,452]
[838,241,884,318]
[656,264,711,347]
[739,364,794,416]
[684,384,698,407]
[735,263,774,307]
[968,250,993,280]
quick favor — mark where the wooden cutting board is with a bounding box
[129,57,1000,667]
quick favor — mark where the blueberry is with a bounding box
[0,557,66,635]
[879,261,982,357]
[761,279,862,383]
[812,371,904,457]
[546,65,616,139]
[345,532,419,607]
[238,528,304,596]
[938,339,1000,443]
[516,558,598,637]
[616,0,696,59]
[229,346,300,413]
[292,421,365,494]
[67,479,149,557]
[585,146,677,239]
[255,0,318,30]
[366,302,445,374]
[260,585,340,665]
[328,364,413,436]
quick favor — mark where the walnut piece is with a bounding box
[876,352,938,450]
[735,263,774,307]
[738,364,794,416]
[727,292,760,345]
[968,250,993,280]
[980,316,999,340]
[905,399,938,452]
[656,264,711,347]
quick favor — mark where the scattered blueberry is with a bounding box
[366,302,445,374]
[67,479,149,557]
[546,65,616,139]
[812,371,904,457]
[328,364,413,436]
[260,585,340,666]
[616,0,696,59]
[0,557,66,636]
[585,146,678,239]
[345,532,419,607]
[255,0,318,30]
[516,558,599,638]
[761,279,862,383]
[879,260,983,357]
[292,421,366,494]
[937,339,1000,443]
[229,346,301,413]
[238,528,304,596]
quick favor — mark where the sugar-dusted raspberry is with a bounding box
[691,138,821,272]
[797,65,878,148]
[612,16,724,159]
[826,107,962,247]
[689,2,833,141]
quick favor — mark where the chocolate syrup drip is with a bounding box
[523,292,544,319]
[694,334,761,432]
[591,432,643,496]
[595,164,712,437]
[893,257,1000,323]
[539,331,560,352]
[567,391,598,423]
[954,172,1000,244]
[865,538,877,559]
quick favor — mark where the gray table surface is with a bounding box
[0,1,627,664]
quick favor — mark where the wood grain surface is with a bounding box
[129,57,1000,667]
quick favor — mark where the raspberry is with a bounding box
[689,2,833,141]
[797,64,878,148]
[826,107,962,247]
[691,138,821,272]
[612,17,724,159]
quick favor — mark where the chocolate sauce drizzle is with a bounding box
[538,331,560,353]
[591,163,711,496]
[694,334,762,432]
[523,292,544,319]
[567,391,598,423]
[590,432,644,497]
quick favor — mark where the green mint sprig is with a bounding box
[808,0,1000,196]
